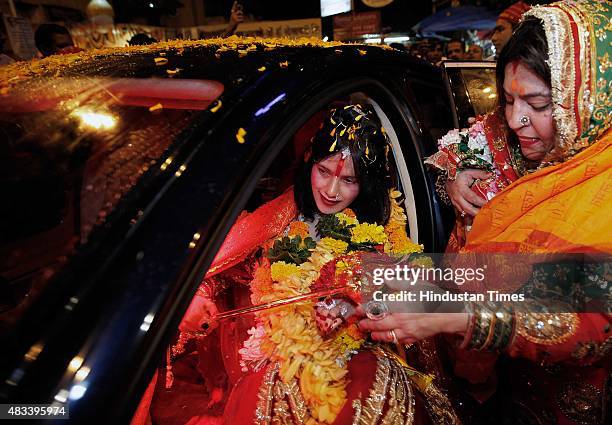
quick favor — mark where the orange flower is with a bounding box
[345,323,365,340]
[341,208,356,218]
[250,261,273,304]
[288,221,310,238]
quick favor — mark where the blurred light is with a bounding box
[69,384,87,400]
[255,93,286,117]
[322,36,329,42]
[140,313,154,332]
[488,93,497,99]
[174,164,187,178]
[160,156,173,171]
[24,343,44,362]
[385,36,411,43]
[72,109,117,131]
[149,3,154,7]
[75,367,90,381]
[68,356,84,372]
[6,368,25,386]
[54,389,69,403]
[364,38,382,44]
[483,87,492,94]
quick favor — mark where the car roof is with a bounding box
[0,36,435,88]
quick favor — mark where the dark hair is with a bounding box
[294,105,392,225]
[496,16,550,109]
[34,24,72,57]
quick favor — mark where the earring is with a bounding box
[520,115,530,126]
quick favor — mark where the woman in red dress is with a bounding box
[136,105,460,425]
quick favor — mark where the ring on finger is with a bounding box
[388,329,399,344]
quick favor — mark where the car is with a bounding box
[0,38,496,423]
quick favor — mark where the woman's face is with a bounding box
[503,61,554,162]
[311,152,360,215]
[492,18,514,54]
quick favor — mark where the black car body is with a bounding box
[0,39,494,423]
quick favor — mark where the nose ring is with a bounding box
[335,194,341,201]
[519,115,530,127]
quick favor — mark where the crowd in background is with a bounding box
[1,1,532,66]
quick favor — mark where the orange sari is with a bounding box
[464,131,611,254]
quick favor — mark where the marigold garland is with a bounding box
[288,221,310,238]
[241,189,422,423]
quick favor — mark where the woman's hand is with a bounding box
[358,313,469,344]
[446,170,491,217]
[179,292,219,333]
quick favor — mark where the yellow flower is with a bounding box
[270,261,300,281]
[387,228,423,255]
[336,212,358,227]
[410,255,434,268]
[335,258,351,275]
[288,221,310,238]
[350,223,388,244]
[318,237,348,255]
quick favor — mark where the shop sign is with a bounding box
[333,11,381,40]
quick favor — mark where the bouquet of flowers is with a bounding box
[238,191,423,423]
[425,120,504,201]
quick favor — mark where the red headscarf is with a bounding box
[498,1,531,26]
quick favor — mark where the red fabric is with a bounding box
[130,370,157,425]
[205,189,297,278]
[224,350,433,425]
[499,1,531,26]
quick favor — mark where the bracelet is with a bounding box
[468,303,491,350]
[466,303,516,352]
[460,303,477,349]
[490,307,515,351]
[197,284,212,298]
[480,311,497,350]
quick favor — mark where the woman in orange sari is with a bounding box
[360,1,611,423]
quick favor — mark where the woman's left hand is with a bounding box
[358,313,469,344]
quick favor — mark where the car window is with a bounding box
[444,64,497,128]
[459,67,497,116]
[0,77,223,335]
[407,78,455,144]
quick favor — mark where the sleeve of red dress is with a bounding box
[205,189,297,278]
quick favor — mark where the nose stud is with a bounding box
[335,194,341,201]
[519,115,530,127]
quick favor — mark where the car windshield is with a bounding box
[0,69,223,334]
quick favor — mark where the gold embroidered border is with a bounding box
[515,312,579,345]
